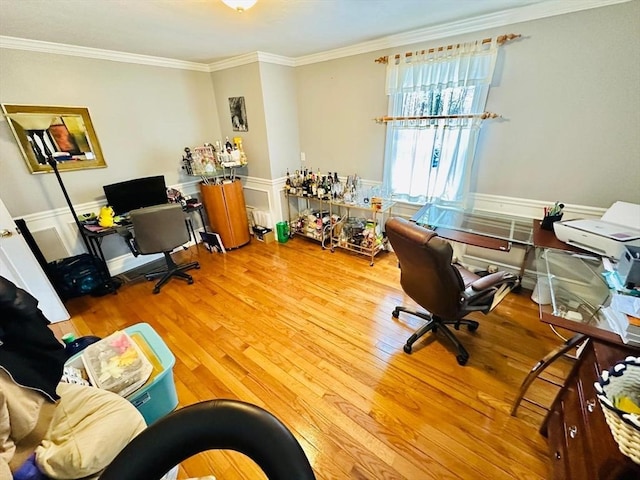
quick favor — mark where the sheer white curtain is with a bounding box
[383,40,498,206]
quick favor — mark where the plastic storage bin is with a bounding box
[81,330,153,398]
[124,323,178,425]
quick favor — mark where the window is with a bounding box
[383,41,498,206]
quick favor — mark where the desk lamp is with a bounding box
[6,113,113,284]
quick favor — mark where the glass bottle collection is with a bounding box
[284,168,364,203]
[284,168,386,252]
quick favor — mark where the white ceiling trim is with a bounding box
[0,35,210,72]
[208,51,294,72]
[292,0,632,66]
[0,0,630,72]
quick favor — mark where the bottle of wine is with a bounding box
[285,169,292,194]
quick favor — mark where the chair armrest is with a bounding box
[469,271,515,292]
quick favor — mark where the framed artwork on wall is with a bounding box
[229,96,248,132]
[1,104,107,174]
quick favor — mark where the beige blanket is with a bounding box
[1,371,146,480]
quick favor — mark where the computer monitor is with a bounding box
[103,175,167,216]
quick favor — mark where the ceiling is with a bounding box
[0,0,547,64]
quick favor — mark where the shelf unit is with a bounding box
[329,199,394,266]
[284,193,331,247]
[284,192,394,264]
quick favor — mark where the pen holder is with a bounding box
[541,213,563,231]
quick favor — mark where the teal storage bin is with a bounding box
[124,323,178,425]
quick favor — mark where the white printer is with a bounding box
[553,201,640,259]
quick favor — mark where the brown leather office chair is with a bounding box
[129,203,200,294]
[385,217,516,365]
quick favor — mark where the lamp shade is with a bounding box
[7,113,57,130]
[221,0,257,12]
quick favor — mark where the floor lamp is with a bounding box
[7,113,119,292]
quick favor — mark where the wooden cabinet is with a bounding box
[541,340,640,479]
[200,180,250,249]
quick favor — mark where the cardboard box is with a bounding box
[263,230,275,243]
[253,226,274,243]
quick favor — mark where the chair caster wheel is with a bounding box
[392,308,399,318]
[454,324,460,330]
[403,344,412,354]
[188,278,194,285]
[152,288,160,294]
[195,264,201,270]
[456,354,469,366]
[468,323,478,332]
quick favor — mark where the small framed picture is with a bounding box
[229,96,248,132]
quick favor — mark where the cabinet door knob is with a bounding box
[568,425,578,438]
[586,399,596,412]
[555,451,562,460]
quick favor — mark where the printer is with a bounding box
[553,201,640,259]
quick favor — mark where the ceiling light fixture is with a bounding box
[221,0,257,12]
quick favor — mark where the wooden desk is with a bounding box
[532,219,588,253]
[83,204,206,276]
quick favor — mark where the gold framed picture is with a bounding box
[2,104,107,174]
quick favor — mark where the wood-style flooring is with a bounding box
[58,237,575,479]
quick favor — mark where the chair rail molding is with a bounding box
[15,177,607,278]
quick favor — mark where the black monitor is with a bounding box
[103,175,167,216]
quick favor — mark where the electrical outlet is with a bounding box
[300,152,306,163]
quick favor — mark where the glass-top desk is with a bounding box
[511,249,637,415]
[537,248,622,344]
[411,203,534,251]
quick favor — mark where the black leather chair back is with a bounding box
[100,399,316,480]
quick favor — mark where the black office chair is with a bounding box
[385,217,516,365]
[100,399,316,480]
[128,203,200,294]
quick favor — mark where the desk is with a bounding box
[83,204,206,277]
[512,250,640,477]
[411,204,591,286]
[512,250,630,414]
[411,203,534,251]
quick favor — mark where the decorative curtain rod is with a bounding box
[374,33,521,64]
[374,112,500,124]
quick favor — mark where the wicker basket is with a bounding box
[594,356,640,464]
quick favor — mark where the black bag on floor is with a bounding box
[47,253,115,300]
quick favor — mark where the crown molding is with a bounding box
[0,0,630,71]
[293,0,632,66]
[0,36,210,72]
[207,51,294,72]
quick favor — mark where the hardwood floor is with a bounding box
[61,238,574,479]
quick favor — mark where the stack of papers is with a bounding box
[603,293,640,346]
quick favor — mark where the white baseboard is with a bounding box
[15,180,605,278]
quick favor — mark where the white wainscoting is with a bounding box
[16,175,606,281]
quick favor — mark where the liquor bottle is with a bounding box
[285,169,292,194]
[317,176,326,199]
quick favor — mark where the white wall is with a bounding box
[259,62,301,180]
[294,1,640,208]
[0,49,221,218]
[210,63,270,179]
[1,1,638,275]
